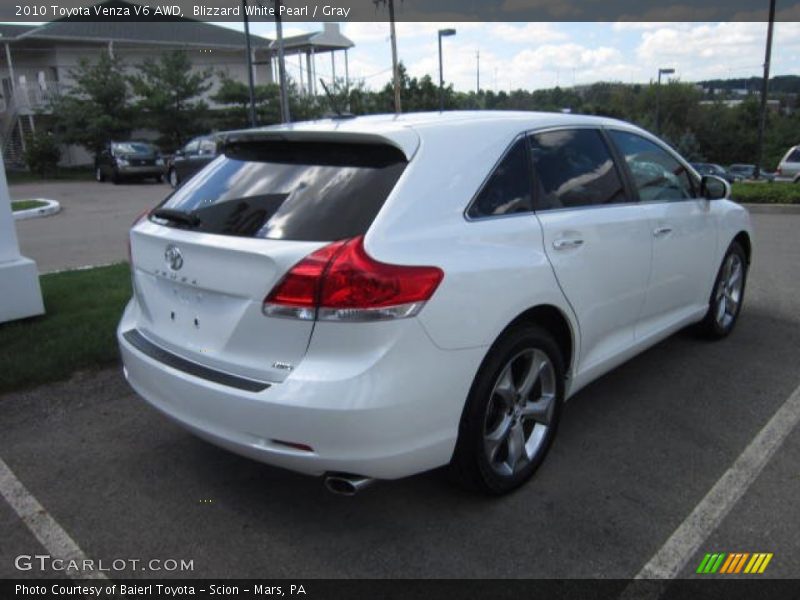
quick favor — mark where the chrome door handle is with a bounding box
[653,226,673,237]
[553,238,584,250]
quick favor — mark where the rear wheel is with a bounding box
[450,324,564,495]
[697,242,747,338]
[111,169,121,185]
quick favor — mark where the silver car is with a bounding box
[776,145,800,183]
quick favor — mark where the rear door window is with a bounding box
[788,149,800,162]
[153,140,407,241]
[528,128,627,210]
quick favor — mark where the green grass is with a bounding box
[11,199,48,211]
[0,263,131,395]
[731,181,800,204]
[6,166,95,185]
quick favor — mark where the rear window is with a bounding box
[114,142,155,154]
[153,141,407,241]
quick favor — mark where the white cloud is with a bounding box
[488,23,568,43]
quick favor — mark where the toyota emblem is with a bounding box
[164,244,184,271]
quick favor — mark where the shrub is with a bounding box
[731,182,800,204]
[23,131,61,177]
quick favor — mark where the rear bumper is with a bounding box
[118,300,485,479]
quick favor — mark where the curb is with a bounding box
[741,203,800,215]
[12,198,61,220]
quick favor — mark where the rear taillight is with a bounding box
[126,209,151,264]
[263,236,444,322]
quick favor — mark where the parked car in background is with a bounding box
[691,162,738,183]
[96,141,164,184]
[166,135,223,188]
[775,145,800,183]
[728,163,776,182]
[119,111,752,496]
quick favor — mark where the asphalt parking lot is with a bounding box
[1,190,799,580]
[12,180,169,273]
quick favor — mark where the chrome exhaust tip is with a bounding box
[324,473,375,496]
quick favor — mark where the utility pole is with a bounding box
[274,0,291,123]
[242,0,257,127]
[755,0,776,180]
[476,50,480,94]
[388,0,401,114]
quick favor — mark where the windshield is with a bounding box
[153,140,407,241]
[113,142,156,155]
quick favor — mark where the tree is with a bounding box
[130,50,212,151]
[49,53,133,157]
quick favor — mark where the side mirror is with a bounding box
[700,175,730,200]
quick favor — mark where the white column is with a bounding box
[306,51,313,96]
[0,150,44,323]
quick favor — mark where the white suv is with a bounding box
[776,145,800,183]
[118,112,753,495]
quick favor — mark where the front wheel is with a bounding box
[697,242,748,338]
[450,324,564,495]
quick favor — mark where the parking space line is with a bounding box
[633,379,800,580]
[0,457,107,579]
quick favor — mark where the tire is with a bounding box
[449,323,564,495]
[95,166,105,182]
[168,168,179,188]
[154,173,164,183]
[696,242,748,339]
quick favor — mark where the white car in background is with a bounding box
[118,112,753,495]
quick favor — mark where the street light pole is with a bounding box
[438,28,456,112]
[655,67,675,135]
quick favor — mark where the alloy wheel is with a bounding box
[483,348,556,477]
[714,253,744,329]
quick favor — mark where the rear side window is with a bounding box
[467,138,533,219]
[788,148,800,162]
[609,130,694,201]
[529,129,626,211]
[154,141,407,241]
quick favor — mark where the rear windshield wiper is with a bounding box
[151,208,202,227]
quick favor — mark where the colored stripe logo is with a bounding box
[696,552,773,574]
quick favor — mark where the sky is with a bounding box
[224,21,800,92]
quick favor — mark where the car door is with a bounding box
[530,128,653,374]
[175,139,199,180]
[606,129,718,339]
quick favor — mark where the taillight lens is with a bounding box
[127,209,151,264]
[263,236,443,322]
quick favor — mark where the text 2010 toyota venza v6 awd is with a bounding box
[118,112,753,495]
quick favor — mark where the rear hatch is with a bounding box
[128,135,412,384]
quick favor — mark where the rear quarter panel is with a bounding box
[364,124,579,369]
